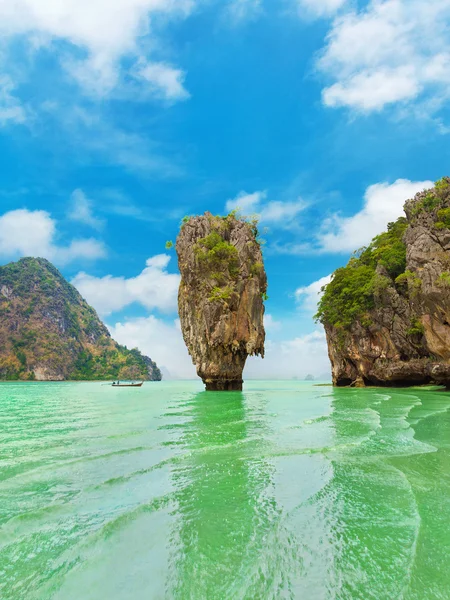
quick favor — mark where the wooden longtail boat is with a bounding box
[111,381,144,387]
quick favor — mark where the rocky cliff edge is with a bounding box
[317,178,450,387]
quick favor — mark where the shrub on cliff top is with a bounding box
[316,217,408,329]
[435,207,450,230]
[183,210,267,304]
[195,232,240,277]
[411,177,450,219]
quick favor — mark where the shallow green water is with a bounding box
[1,381,450,599]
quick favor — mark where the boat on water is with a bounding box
[111,381,143,387]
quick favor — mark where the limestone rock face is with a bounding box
[0,257,162,381]
[322,178,450,387]
[176,212,267,391]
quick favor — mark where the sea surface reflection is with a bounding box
[1,381,450,599]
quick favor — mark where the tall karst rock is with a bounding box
[0,257,162,381]
[176,212,267,391]
[317,178,450,388]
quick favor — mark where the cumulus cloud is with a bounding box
[243,272,334,379]
[109,316,196,379]
[318,0,450,112]
[296,274,332,312]
[226,191,265,213]
[135,61,190,101]
[264,313,282,332]
[68,189,105,230]
[0,75,26,126]
[109,314,330,380]
[318,178,433,253]
[245,330,330,379]
[225,190,307,226]
[0,0,194,97]
[323,67,421,111]
[296,0,347,18]
[0,208,106,264]
[72,254,180,316]
[270,178,435,256]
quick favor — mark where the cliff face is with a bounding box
[0,257,162,381]
[318,178,450,387]
[176,212,267,391]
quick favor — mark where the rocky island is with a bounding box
[176,211,267,390]
[317,177,450,388]
[0,257,161,381]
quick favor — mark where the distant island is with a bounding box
[0,257,161,381]
[317,177,450,388]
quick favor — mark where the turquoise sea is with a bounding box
[1,381,450,599]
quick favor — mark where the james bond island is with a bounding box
[317,177,450,388]
[176,211,267,391]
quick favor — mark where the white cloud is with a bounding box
[245,330,331,379]
[323,67,421,111]
[0,75,26,125]
[225,190,265,214]
[72,254,180,316]
[226,0,262,23]
[318,0,450,112]
[135,61,190,101]
[0,208,106,264]
[318,178,433,252]
[68,189,105,230]
[247,275,333,379]
[0,0,194,97]
[296,274,332,312]
[296,0,347,18]
[264,313,281,332]
[109,314,331,381]
[109,316,196,379]
[262,200,307,223]
[58,239,107,263]
[225,190,306,226]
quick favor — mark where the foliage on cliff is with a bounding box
[183,210,267,306]
[0,257,161,381]
[316,217,408,329]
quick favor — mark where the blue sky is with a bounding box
[0,0,449,378]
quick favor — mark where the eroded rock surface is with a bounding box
[319,178,450,387]
[176,212,267,391]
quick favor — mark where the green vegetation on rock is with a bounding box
[435,208,450,229]
[395,270,422,295]
[208,286,234,303]
[316,218,408,329]
[195,231,240,277]
[181,211,267,306]
[437,272,450,287]
[0,257,162,381]
[410,192,440,217]
[408,177,450,225]
[406,318,425,337]
[317,178,450,334]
